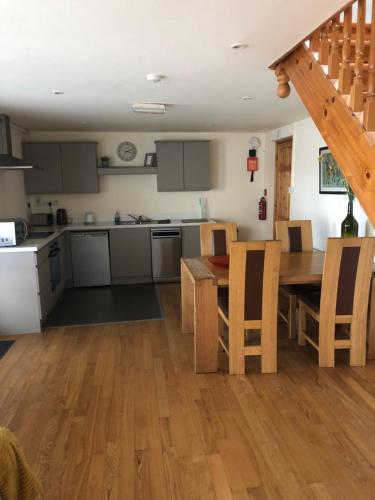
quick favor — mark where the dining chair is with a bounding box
[275,219,315,339]
[200,222,237,256]
[217,240,281,374]
[298,237,375,367]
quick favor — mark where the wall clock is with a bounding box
[117,141,137,161]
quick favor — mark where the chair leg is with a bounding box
[318,321,335,368]
[218,315,225,352]
[288,294,298,339]
[298,303,306,346]
[350,322,366,366]
[261,324,277,374]
[229,324,245,374]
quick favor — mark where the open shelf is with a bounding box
[98,166,158,175]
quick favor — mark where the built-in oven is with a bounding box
[49,240,61,291]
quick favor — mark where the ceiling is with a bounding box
[0,0,347,132]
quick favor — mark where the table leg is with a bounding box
[367,277,375,359]
[194,279,218,373]
[181,260,194,333]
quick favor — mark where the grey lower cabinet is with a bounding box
[109,228,152,284]
[182,226,201,258]
[23,142,98,194]
[37,234,66,322]
[156,141,209,192]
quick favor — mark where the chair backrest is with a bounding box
[320,237,375,321]
[228,240,281,325]
[200,222,237,256]
[275,220,313,253]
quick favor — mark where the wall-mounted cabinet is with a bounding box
[155,141,209,192]
[23,142,98,194]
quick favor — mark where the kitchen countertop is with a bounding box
[0,219,214,254]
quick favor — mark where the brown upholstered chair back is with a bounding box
[320,237,375,319]
[200,222,237,256]
[275,220,313,253]
[228,240,281,324]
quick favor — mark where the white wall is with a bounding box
[0,126,27,219]
[264,117,368,250]
[27,131,268,240]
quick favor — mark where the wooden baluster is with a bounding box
[363,0,375,130]
[350,0,366,111]
[310,30,320,52]
[275,66,290,98]
[319,23,331,65]
[338,5,353,94]
[328,15,342,78]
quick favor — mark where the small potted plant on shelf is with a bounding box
[100,156,110,168]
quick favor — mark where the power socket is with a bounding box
[35,199,59,207]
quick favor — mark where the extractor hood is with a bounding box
[0,115,34,170]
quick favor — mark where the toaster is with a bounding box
[0,218,28,247]
[31,213,54,226]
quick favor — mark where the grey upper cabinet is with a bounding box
[156,141,209,192]
[156,141,184,191]
[182,226,201,258]
[183,142,209,191]
[60,142,99,193]
[23,143,63,194]
[23,142,98,194]
[110,228,152,284]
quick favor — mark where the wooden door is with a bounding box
[274,138,292,229]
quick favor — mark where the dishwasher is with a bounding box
[70,231,111,287]
[151,227,182,282]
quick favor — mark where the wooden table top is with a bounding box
[183,251,326,286]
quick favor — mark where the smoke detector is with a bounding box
[132,102,166,114]
[146,74,165,83]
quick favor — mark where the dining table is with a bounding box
[180,251,375,373]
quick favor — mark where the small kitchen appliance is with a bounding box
[31,213,54,226]
[56,208,68,225]
[0,218,28,247]
[84,212,95,224]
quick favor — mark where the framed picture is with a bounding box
[144,152,157,167]
[319,147,346,194]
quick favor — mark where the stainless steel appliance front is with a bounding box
[151,227,182,282]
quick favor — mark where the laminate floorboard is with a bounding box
[0,283,375,499]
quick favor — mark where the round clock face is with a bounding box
[117,141,137,161]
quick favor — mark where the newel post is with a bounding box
[275,66,291,98]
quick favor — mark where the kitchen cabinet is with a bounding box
[182,226,201,258]
[155,141,209,192]
[23,142,98,194]
[23,143,63,194]
[109,228,152,284]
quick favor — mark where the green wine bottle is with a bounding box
[341,201,358,237]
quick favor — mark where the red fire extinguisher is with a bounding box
[259,189,267,220]
[247,149,258,182]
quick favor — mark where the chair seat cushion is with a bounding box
[299,291,321,313]
[218,294,229,318]
[280,283,321,296]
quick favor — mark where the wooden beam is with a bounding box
[282,44,375,227]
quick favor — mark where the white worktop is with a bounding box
[0,219,212,254]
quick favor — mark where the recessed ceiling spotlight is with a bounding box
[241,96,254,101]
[52,90,64,95]
[230,42,248,50]
[146,74,165,83]
[132,102,166,114]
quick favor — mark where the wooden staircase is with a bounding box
[270,0,375,227]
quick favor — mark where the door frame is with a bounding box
[273,136,293,237]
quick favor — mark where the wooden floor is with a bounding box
[1,284,375,499]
